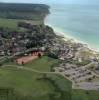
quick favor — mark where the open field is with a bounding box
[72,89,99,100]
[0,57,71,100]
[25,56,60,72]
[0,18,19,29]
[0,56,99,100]
[0,69,53,96]
[0,56,60,100]
[0,18,43,30]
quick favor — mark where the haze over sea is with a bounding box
[45,4,99,50]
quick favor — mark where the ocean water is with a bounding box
[45,4,99,50]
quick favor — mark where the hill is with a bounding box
[0,3,49,20]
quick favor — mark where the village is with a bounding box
[50,37,99,90]
[0,21,99,90]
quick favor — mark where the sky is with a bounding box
[0,0,98,5]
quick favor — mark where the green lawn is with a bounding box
[25,56,60,72]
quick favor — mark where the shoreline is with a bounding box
[46,23,99,54]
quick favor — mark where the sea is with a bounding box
[45,4,99,50]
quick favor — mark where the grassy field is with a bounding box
[0,67,71,99]
[72,89,99,100]
[0,18,43,30]
[0,18,19,29]
[0,56,99,100]
[0,56,64,100]
[25,56,60,72]
[0,69,53,96]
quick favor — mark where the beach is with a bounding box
[45,23,99,54]
[45,4,99,50]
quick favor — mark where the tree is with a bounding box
[38,53,41,58]
[22,61,25,65]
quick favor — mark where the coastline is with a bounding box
[46,23,99,54]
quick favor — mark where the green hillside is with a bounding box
[0,3,49,20]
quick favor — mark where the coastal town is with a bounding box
[0,3,99,100]
[0,20,99,90]
[51,37,99,90]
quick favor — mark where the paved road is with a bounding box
[81,62,95,69]
[80,62,99,77]
[75,82,99,90]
